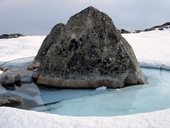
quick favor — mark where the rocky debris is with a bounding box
[120,29,131,34]
[0,71,21,86]
[29,6,145,88]
[0,70,33,90]
[0,33,23,39]
[0,93,22,107]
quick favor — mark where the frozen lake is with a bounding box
[1,58,170,116]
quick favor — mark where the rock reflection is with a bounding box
[0,57,44,109]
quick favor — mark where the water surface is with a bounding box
[1,58,170,116]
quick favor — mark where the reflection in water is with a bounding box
[0,58,170,116]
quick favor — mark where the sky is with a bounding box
[0,0,170,35]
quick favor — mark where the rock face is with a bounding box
[0,93,22,107]
[30,6,145,88]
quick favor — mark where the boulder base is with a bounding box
[29,6,145,88]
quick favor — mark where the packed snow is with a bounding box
[0,36,45,65]
[123,30,170,69]
[1,107,170,128]
[1,30,170,128]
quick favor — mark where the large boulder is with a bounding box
[29,6,145,88]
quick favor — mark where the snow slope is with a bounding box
[123,30,170,69]
[0,30,170,127]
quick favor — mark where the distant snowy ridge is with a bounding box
[144,22,170,31]
[134,22,170,33]
[0,33,24,39]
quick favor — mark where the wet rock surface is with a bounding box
[30,6,144,88]
[134,22,170,33]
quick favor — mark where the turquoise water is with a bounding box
[1,58,170,116]
[32,68,170,116]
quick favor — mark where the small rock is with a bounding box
[0,93,22,106]
[27,62,40,70]
[0,71,21,86]
[0,66,8,72]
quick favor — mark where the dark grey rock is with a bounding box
[29,6,145,88]
[120,29,131,34]
[0,33,23,39]
[0,93,22,106]
[135,30,143,33]
[0,66,8,72]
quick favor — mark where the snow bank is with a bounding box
[0,107,170,128]
[123,30,170,69]
[0,36,45,63]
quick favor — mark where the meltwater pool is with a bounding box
[1,58,170,116]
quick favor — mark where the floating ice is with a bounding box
[95,86,107,91]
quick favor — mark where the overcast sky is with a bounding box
[0,0,170,35]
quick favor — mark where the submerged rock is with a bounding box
[0,71,21,86]
[29,6,145,88]
[0,93,22,107]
